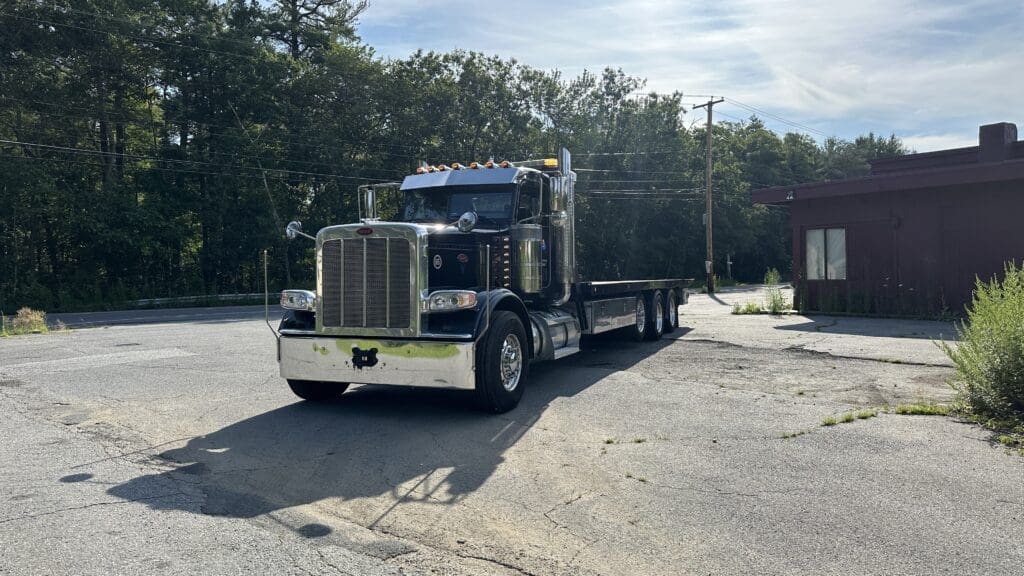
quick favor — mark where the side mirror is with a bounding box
[285,221,303,240]
[457,211,477,233]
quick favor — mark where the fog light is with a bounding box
[424,290,477,313]
[280,289,316,311]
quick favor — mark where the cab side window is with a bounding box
[517,178,542,221]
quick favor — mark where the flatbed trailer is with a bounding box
[275,149,692,412]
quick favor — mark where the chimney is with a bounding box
[978,122,1017,163]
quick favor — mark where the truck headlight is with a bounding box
[280,290,316,311]
[424,290,477,313]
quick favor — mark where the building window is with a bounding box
[806,228,847,280]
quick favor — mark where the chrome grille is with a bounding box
[320,236,412,329]
[321,240,342,326]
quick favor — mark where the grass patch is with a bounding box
[893,403,950,416]
[632,438,647,444]
[856,409,878,420]
[603,438,617,445]
[732,301,763,315]
[780,429,812,439]
[821,409,879,428]
[1,307,49,337]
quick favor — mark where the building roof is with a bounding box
[753,122,1024,204]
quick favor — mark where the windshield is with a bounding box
[400,185,514,226]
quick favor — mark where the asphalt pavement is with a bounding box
[1,297,1021,575]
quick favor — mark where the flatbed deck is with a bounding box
[574,279,693,300]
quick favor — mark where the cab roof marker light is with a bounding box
[416,166,426,174]
[485,160,495,168]
[436,164,448,171]
[469,162,480,169]
[451,162,464,170]
[499,160,511,168]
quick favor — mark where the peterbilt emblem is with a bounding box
[357,227,373,235]
[433,254,443,269]
[351,346,378,369]
[457,253,469,263]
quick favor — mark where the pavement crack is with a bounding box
[0,491,188,525]
[455,552,540,576]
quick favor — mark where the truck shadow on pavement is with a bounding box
[104,329,689,533]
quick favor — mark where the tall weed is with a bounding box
[763,268,789,314]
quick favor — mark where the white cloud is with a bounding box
[357,0,1023,146]
[901,133,978,153]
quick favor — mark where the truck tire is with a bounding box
[644,291,665,341]
[626,295,647,342]
[475,311,528,413]
[663,290,679,333]
[287,379,349,402]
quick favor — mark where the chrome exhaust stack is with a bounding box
[549,148,576,306]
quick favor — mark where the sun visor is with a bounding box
[400,167,520,191]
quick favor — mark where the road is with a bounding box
[1,297,1021,575]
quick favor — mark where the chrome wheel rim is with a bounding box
[655,298,664,333]
[636,299,646,333]
[500,333,523,392]
[669,295,678,326]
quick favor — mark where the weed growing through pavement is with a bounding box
[893,403,950,416]
[821,409,879,428]
[732,301,763,315]
[763,268,790,314]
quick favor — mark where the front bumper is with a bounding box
[278,335,476,390]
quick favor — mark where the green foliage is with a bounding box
[942,262,1024,422]
[763,267,789,314]
[893,403,950,416]
[732,302,763,315]
[2,307,48,336]
[0,1,909,312]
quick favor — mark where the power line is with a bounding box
[723,98,828,137]
[0,10,269,64]
[0,96,433,160]
[0,139,393,183]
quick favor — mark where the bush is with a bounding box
[942,262,1024,422]
[2,307,49,336]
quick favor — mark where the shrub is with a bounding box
[763,268,790,314]
[941,262,1024,422]
[2,307,49,336]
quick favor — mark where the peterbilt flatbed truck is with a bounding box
[276,149,690,412]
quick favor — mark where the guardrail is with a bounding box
[129,293,267,307]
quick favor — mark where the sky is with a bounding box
[355,0,1023,152]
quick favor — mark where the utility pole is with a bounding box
[694,97,723,294]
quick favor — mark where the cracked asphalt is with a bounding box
[1,293,1022,575]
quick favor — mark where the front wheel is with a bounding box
[475,311,528,413]
[287,379,349,402]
